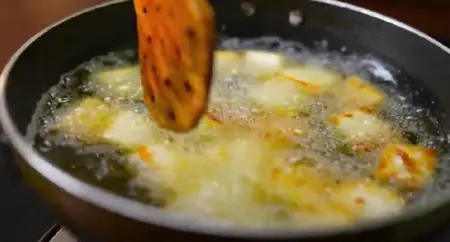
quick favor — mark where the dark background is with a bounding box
[0,0,449,241]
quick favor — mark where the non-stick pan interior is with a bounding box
[3,0,450,237]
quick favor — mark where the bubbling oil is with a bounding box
[28,36,450,226]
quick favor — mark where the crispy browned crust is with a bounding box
[134,0,216,132]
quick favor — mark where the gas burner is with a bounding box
[39,226,77,242]
[38,225,107,242]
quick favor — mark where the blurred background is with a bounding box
[1,0,450,68]
[0,0,449,241]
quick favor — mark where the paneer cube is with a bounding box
[253,116,307,148]
[131,144,183,187]
[331,180,405,219]
[242,51,284,78]
[277,66,342,95]
[374,143,437,190]
[55,97,158,149]
[102,110,157,148]
[213,51,241,77]
[156,136,276,216]
[332,76,384,108]
[183,113,224,142]
[132,133,273,189]
[54,97,118,139]
[164,137,275,223]
[249,78,309,116]
[328,108,392,146]
[90,65,143,101]
[198,113,222,129]
[169,113,223,143]
[261,163,334,210]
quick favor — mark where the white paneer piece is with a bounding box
[173,114,224,143]
[162,135,279,220]
[332,180,405,219]
[241,51,284,78]
[328,108,392,145]
[333,76,384,108]
[261,163,334,210]
[133,144,181,184]
[104,111,224,149]
[374,143,437,190]
[54,97,117,139]
[213,51,241,77]
[132,134,273,205]
[249,77,309,115]
[55,97,158,149]
[90,65,143,101]
[277,65,342,95]
[102,110,157,148]
[197,113,222,129]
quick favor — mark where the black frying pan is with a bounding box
[1,0,450,241]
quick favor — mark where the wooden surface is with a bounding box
[345,0,450,41]
[0,0,106,68]
[0,0,449,68]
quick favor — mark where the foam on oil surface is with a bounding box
[27,36,450,221]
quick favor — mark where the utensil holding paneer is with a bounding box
[133,0,216,132]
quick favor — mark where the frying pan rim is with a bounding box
[1,0,450,239]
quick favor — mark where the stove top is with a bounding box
[38,224,450,242]
[0,140,55,242]
[39,227,76,242]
